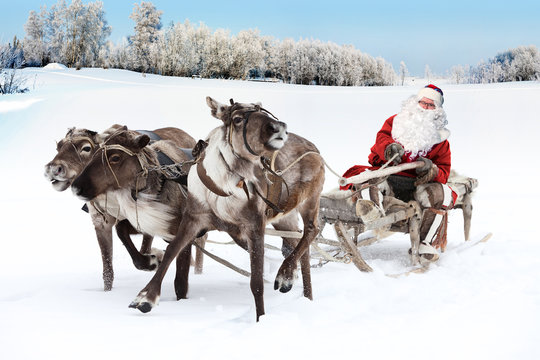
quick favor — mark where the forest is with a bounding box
[1,0,540,95]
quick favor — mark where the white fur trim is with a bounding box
[438,128,451,142]
[417,87,443,106]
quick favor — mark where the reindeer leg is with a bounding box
[115,220,160,271]
[274,201,319,296]
[129,212,205,313]
[174,245,192,300]
[271,213,313,299]
[141,233,165,269]
[193,234,207,274]
[89,207,114,291]
[248,229,266,321]
[299,250,313,300]
[140,233,153,254]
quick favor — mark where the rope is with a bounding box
[273,150,344,181]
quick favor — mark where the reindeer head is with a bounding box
[206,96,288,159]
[71,126,151,201]
[44,128,99,191]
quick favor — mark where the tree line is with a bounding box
[449,45,540,84]
[19,0,396,86]
[3,0,539,91]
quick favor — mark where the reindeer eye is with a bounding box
[233,117,243,125]
[109,154,121,164]
[81,145,92,153]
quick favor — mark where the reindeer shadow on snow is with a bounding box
[122,97,326,321]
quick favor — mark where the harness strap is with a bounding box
[253,185,284,217]
[196,154,232,197]
[242,112,259,156]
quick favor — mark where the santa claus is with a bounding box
[342,84,456,262]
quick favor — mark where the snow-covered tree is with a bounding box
[63,0,111,67]
[129,1,163,73]
[450,65,465,84]
[23,7,48,66]
[274,38,296,83]
[202,28,232,78]
[230,29,264,80]
[424,64,432,82]
[107,37,133,70]
[399,61,408,85]
[0,41,28,94]
[46,0,67,64]
[464,45,540,84]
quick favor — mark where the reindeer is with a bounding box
[44,126,200,291]
[71,126,206,300]
[128,97,325,321]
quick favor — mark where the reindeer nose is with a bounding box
[52,164,64,177]
[269,121,287,133]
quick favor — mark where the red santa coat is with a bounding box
[341,115,453,192]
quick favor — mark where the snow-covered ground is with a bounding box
[1,67,539,360]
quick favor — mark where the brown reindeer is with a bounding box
[44,126,199,291]
[71,126,206,300]
[128,97,325,321]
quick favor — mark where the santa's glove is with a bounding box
[384,143,404,164]
[414,157,439,186]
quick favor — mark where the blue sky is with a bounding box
[1,0,539,76]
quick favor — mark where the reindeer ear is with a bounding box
[229,98,234,105]
[134,134,150,149]
[206,96,228,121]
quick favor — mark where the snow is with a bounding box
[1,68,539,360]
[42,62,68,70]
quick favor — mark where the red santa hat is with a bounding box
[417,84,444,107]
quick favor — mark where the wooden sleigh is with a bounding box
[259,161,479,272]
[199,161,479,276]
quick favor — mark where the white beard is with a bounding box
[392,95,450,158]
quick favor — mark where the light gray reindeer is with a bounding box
[45,126,200,291]
[128,97,325,321]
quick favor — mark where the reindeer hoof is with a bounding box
[135,248,164,271]
[274,275,294,293]
[275,280,293,293]
[129,291,158,313]
[274,266,298,293]
[149,248,164,264]
[129,301,153,313]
